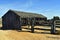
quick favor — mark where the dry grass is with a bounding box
[0,25,60,40]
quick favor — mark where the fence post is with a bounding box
[31,17,35,33]
[51,20,56,34]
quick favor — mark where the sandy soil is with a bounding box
[0,25,60,40]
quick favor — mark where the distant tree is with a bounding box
[53,16,59,20]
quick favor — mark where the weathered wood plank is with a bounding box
[31,18,35,33]
[19,17,22,30]
[51,20,56,34]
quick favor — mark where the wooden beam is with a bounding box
[27,18,30,29]
[19,17,22,30]
[51,20,56,34]
[31,17,35,33]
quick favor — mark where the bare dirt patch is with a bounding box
[0,25,60,40]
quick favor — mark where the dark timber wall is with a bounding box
[2,11,20,29]
[2,10,47,30]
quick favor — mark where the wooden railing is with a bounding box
[51,20,60,34]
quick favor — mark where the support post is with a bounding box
[19,17,22,31]
[31,17,35,33]
[27,18,30,29]
[51,20,56,34]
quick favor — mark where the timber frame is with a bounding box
[2,9,47,32]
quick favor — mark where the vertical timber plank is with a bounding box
[19,17,22,31]
[51,20,56,34]
[31,17,35,33]
[27,18,30,29]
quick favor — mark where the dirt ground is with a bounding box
[0,25,60,40]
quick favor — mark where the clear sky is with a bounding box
[0,0,60,19]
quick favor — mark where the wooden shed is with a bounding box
[2,10,47,29]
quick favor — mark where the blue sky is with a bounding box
[0,0,60,19]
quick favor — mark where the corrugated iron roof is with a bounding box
[2,9,47,18]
